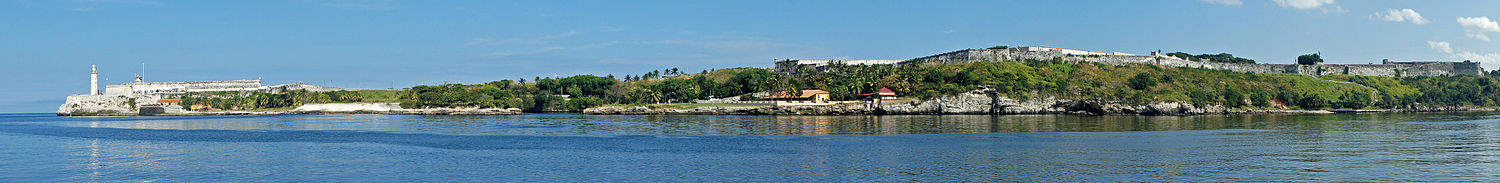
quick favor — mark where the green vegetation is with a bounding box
[1165,52,1257,64]
[1127,73,1157,90]
[987,45,1009,50]
[605,103,771,109]
[177,90,400,110]
[174,57,1500,112]
[1297,53,1323,65]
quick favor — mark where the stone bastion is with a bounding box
[902,48,1483,77]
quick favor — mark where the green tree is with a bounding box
[1127,73,1157,90]
[1250,90,1271,107]
[1297,53,1323,65]
[1222,88,1244,108]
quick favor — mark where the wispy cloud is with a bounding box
[615,38,831,65]
[1274,0,1344,13]
[1427,40,1499,69]
[1200,0,1242,7]
[1458,16,1500,41]
[476,33,621,58]
[484,42,623,57]
[1371,9,1428,25]
[1452,52,1500,65]
[468,30,582,46]
[1427,41,1453,53]
[311,0,397,11]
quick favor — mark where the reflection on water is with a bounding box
[0,112,1498,182]
[23,112,1498,136]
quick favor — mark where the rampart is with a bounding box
[61,78,351,116]
[904,48,1483,77]
[105,79,264,96]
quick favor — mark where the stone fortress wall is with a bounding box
[105,79,264,96]
[902,48,1484,77]
[60,75,353,116]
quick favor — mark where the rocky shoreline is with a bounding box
[284,103,524,115]
[585,87,1499,116]
[57,92,1495,117]
[58,103,523,116]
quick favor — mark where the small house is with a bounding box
[859,87,899,101]
[767,90,831,102]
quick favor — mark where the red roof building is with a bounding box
[768,90,832,102]
[859,87,899,101]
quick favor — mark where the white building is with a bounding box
[104,79,265,96]
[1018,46,1128,56]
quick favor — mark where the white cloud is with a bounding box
[1274,0,1333,9]
[1453,51,1500,63]
[1200,0,1242,7]
[1274,0,1344,13]
[1426,41,1500,69]
[1458,16,1500,41]
[1428,41,1453,53]
[1372,9,1428,25]
[1452,51,1500,70]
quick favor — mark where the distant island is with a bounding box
[59,45,1500,116]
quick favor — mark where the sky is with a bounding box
[3,0,1499,113]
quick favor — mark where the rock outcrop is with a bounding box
[395,107,524,115]
[289,103,404,114]
[583,104,873,115]
[586,87,1232,116]
[57,95,136,116]
[288,103,523,115]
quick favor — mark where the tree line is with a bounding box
[179,57,1500,112]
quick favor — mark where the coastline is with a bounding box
[582,86,1500,116]
[57,103,524,116]
[582,104,1500,116]
[55,103,1497,117]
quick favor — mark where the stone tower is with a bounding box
[90,65,98,95]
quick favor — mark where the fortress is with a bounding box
[776,46,1485,77]
[58,66,347,116]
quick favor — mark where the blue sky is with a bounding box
[3,0,1499,113]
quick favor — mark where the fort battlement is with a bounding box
[104,79,264,96]
[60,65,356,116]
[899,48,1484,77]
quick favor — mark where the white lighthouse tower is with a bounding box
[90,65,99,95]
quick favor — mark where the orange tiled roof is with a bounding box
[768,90,830,99]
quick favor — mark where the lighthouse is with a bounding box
[90,65,98,95]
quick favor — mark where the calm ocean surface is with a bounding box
[2,112,1499,182]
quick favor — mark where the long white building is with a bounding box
[61,65,350,116]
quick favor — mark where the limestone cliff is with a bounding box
[288,103,523,115]
[876,86,1224,115]
[57,95,137,116]
[585,87,1231,116]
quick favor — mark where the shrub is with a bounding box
[1128,73,1157,90]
